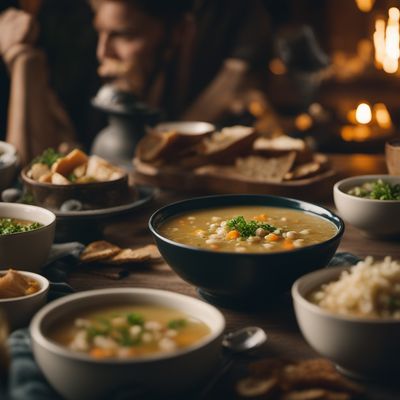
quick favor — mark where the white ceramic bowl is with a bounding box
[0,270,49,330]
[292,266,400,379]
[30,288,225,400]
[0,203,56,271]
[334,174,400,236]
[0,141,18,191]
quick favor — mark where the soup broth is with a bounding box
[159,206,337,253]
[48,305,210,359]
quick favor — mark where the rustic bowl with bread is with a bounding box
[149,194,344,307]
[134,127,335,200]
[21,149,131,211]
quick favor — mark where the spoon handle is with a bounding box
[196,357,233,399]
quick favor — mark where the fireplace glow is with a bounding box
[373,8,400,73]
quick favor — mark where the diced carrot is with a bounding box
[253,214,267,222]
[283,239,295,250]
[210,244,220,250]
[226,230,240,240]
[266,233,280,242]
[89,347,114,359]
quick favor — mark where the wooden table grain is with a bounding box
[67,153,400,399]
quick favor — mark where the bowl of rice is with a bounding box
[292,256,400,379]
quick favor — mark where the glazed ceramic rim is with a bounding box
[30,287,225,364]
[0,202,56,237]
[0,270,49,303]
[154,121,215,135]
[334,175,400,204]
[149,194,344,256]
[292,265,400,324]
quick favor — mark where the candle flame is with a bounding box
[355,0,375,12]
[355,103,372,124]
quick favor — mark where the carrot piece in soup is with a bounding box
[265,233,280,242]
[226,230,240,240]
[253,214,267,222]
[283,239,295,250]
[89,347,114,359]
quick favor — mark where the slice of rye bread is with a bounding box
[234,152,296,182]
[179,126,257,168]
[253,136,313,165]
[284,154,330,181]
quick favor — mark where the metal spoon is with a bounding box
[197,326,267,399]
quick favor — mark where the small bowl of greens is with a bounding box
[0,203,56,271]
[334,175,400,236]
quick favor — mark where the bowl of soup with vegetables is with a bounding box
[150,195,344,307]
[0,203,55,271]
[30,288,225,400]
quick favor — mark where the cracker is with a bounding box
[104,244,161,265]
[80,241,121,263]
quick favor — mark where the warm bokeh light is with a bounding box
[269,58,287,75]
[355,103,372,124]
[373,8,400,73]
[355,0,375,12]
[341,125,372,141]
[373,103,392,129]
[295,113,313,131]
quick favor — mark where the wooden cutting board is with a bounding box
[133,158,337,201]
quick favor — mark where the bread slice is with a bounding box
[180,126,257,167]
[136,130,180,163]
[235,152,296,182]
[253,135,313,165]
[284,154,330,180]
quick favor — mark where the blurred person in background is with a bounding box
[0,0,271,165]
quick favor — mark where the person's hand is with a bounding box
[0,8,39,56]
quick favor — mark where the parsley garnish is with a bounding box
[348,179,400,200]
[226,216,276,238]
[32,148,62,167]
[0,218,42,235]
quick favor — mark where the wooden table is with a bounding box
[67,153,400,399]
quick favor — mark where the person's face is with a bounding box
[94,1,166,93]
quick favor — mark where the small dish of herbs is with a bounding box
[347,179,400,200]
[0,218,43,235]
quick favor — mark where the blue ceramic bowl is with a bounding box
[149,195,344,307]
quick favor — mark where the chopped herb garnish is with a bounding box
[68,173,77,182]
[127,313,144,326]
[0,218,42,235]
[168,319,187,329]
[347,179,400,200]
[226,216,276,238]
[32,148,62,167]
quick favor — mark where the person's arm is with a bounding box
[1,8,76,165]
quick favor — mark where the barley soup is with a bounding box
[48,305,210,359]
[159,206,337,253]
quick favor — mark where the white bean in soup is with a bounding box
[159,206,337,253]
